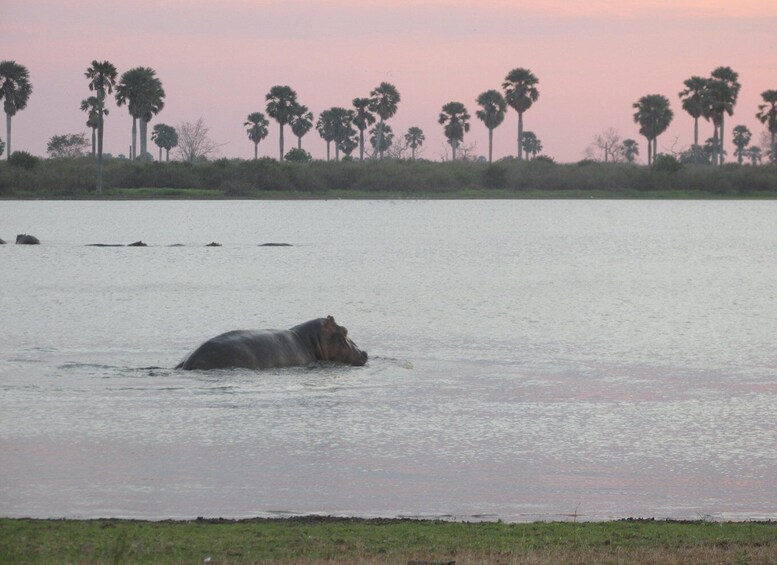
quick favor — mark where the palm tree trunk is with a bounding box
[91,127,96,157]
[653,138,658,163]
[335,145,340,162]
[488,128,493,163]
[693,117,699,147]
[165,148,170,162]
[5,112,11,159]
[359,130,365,161]
[139,119,148,159]
[297,136,302,150]
[771,131,776,162]
[279,125,285,161]
[451,140,457,161]
[412,145,416,161]
[326,142,330,162]
[712,125,719,166]
[719,115,725,165]
[254,142,258,160]
[159,146,162,161]
[131,117,137,160]
[646,137,652,165]
[517,112,524,160]
[377,120,385,160]
[96,93,105,194]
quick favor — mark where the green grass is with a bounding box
[2,517,776,564]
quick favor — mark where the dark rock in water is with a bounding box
[206,242,222,247]
[86,243,124,247]
[259,242,292,247]
[128,241,147,247]
[168,243,185,247]
[16,234,40,245]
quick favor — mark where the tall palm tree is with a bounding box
[475,89,507,163]
[756,89,777,162]
[404,127,425,160]
[352,97,375,161]
[289,104,314,149]
[151,123,178,161]
[368,82,400,159]
[678,76,708,148]
[85,60,118,193]
[80,96,105,157]
[115,67,165,160]
[708,66,740,165]
[438,102,471,161]
[316,107,354,161]
[244,112,269,160]
[502,67,539,160]
[731,125,752,165]
[265,85,298,161]
[632,94,673,165]
[0,61,33,160]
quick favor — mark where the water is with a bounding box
[1,199,776,521]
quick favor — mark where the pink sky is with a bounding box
[2,0,776,162]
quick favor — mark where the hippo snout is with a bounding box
[357,350,368,366]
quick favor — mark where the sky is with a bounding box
[2,0,776,163]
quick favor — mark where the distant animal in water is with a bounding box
[16,234,40,245]
[176,316,368,370]
[128,241,147,247]
[0,238,6,244]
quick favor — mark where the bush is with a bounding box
[285,148,312,162]
[8,151,39,170]
[652,154,682,173]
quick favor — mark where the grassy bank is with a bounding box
[2,517,776,564]
[2,157,777,199]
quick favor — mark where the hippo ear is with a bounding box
[324,315,337,332]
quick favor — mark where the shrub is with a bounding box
[652,154,682,173]
[8,151,39,170]
[285,148,312,162]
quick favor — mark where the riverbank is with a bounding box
[2,517,776,564]
[2,157,776,199]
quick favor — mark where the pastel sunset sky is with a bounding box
[2,0,775,162]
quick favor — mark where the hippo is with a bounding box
[176,316,368,370]
[0,238,5,244]
[16,234,40,245]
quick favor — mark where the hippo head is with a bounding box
[317,315,368,366]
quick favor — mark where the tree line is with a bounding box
[1,59,777,193]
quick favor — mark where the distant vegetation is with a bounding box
[1,156,776,199]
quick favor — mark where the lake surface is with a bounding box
[1,199,776,522]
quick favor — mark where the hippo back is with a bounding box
[177,329,316,370]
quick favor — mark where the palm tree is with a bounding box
[352,97,375,162]
[244,112,269,159]
[439,102,470,161]
[265,85,298,161]
[731,125,752,165]
[115,67,165,160]
[316,109,337,161]
[475,89,507,163]
[678,76,708,148]
[0,61,33,160]
[707,66,740,165]
[632,94,673,165]
[368,82,400,159]
[404,127,425,160]
[521,131,542,159]
[289,104,313,149]
[151,123,178,161]
[502,67,539,160]
[85,60,118,193]
[317,107,354,161]
[622,139,639,163]
[80,96,105,157]
[745,146,762,165]
[756,90,777,162]
[369,124,393,156]
[338,132,359,159]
